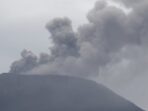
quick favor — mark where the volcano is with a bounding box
[0,73,144,111]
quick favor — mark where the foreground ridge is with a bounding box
[0,73,144,111]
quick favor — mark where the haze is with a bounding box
[0,0,148,110]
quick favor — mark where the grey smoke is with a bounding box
[46,18,80,58]
[113,0,145,7]
[10,49,38,74]
[9,0,148,80]
[38,53,51,64]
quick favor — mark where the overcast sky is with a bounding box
[0,0,148,110]
[0,0,96,73]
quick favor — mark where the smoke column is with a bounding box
[8,0,148,109]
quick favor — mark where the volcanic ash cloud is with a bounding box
[9,0,148,83]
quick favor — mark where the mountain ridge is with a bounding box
[0,73,144,111]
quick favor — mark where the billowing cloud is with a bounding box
[113,0,145,7]
[9,0,148,80]
[46,17,80,58]
[10,49,38,74]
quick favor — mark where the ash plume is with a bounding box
[9,0,148,83]
[46,18,80,58]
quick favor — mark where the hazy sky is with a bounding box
[0,0,148,110]
[0,0,96,73]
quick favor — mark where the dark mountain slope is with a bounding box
[0,73,144,111]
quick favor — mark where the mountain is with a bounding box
[0,73,144,111]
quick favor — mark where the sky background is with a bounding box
[0,0,96,73]
[0,0,148,110]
